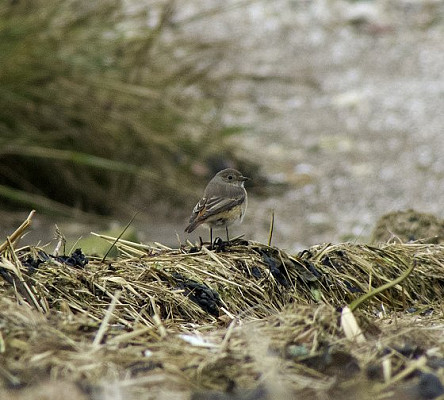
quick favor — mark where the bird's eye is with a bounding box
[228,175,233,180]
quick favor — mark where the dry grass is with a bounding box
[1,212,444,399]
[0,0,248,216]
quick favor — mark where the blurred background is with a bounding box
[0,0,443,252]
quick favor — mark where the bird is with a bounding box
[185,168,249,244]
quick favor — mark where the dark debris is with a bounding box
[19,248,88,273]
[254,247,289,287]
[417,373,444,400]
[172,272,222,317]
[56,248,88,268]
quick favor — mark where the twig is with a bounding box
[1,239,45,313]
[150,296,167,338]
[92,290,121,347]
[102,212,138,262]
[0,210,35,254]
[268,210,275,247]
[377,356,427,391]
[108,327,153,345]
[220,317,238,351]
[53,224,66,257]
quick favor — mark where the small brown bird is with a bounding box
[185,168,249,243]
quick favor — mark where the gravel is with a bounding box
[179,0,444,251]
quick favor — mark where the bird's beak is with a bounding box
[240,175,250,182]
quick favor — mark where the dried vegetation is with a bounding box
[0,0,246,216]
[1,211,444,399]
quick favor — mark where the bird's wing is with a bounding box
[185,194,244,233]
[197,195,244,219]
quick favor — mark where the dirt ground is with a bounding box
[209,0,444,251]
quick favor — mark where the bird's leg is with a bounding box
[209,227,213,249]
[226,226,230,243]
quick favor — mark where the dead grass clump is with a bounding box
[8,239,443,328]
[0,0,247,216]
[299,241,444,311]
[1,212,444,399]
[371,209,444,244]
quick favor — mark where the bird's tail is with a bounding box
[184,220,200,233]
